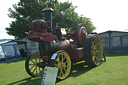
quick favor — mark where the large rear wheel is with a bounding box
[83,34,104,67]
[25,52,44,77]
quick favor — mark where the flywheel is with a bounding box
[76,23,89,47]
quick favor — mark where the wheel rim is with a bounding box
[28,52,44,76]
[91,36,103,66]
[54,52,71,80]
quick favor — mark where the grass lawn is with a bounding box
[0,53,128,85]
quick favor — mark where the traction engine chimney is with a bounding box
[43,8,54,32]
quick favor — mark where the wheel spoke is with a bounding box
[30,59,35,63]
[93,38,97,43]
[32,66,37,74]
[26,52,45,77]
[56,64,59,68]
[61,55,64,63]
[63,55,66,61]
[30,65,35,70]
[92,42,95,47]
[92,56,96,62]
[36,66,37,74]
[95,56,100,62]
[29,64,35,65]
[35,55,37,62]
[56,58,60,62]
[92,49,96,56]
[64,67,66,72]
[96,50,102,53]
[63,64,67,72]
[95,42,100,47]
[60,69,64,75]
[39,67,40,72]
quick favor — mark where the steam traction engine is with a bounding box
[25,8,106,80]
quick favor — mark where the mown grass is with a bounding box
[0,53,128,85]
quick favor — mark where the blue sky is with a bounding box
[0,0,128,39]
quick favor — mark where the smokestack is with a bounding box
[42,8,54,32]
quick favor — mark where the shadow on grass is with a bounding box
[105,53,128,57]
[8,77,41,85]
[56,61,93,82]
[69,61,93,77]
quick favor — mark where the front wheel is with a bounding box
[54,50,71,80]
[25,52,44,77]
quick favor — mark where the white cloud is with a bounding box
[0,0,19,39]
[62,0,128,33]
[0,33,14,39]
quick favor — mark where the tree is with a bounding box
[6,0,95,39]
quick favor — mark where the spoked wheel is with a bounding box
[84,34,104,67]
[25,52,44,77]
[54,51,71,80]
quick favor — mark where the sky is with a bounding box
[0,0,128,39]
[0,0,19,39]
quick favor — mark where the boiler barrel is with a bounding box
[58,40,70,51]
[39,40,70,56]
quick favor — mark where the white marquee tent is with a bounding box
[0,39,22,63]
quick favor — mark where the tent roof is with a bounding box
[0,39,27,45]
[13,40,27,45]
[98,30,128,35]
[0,39,13,45]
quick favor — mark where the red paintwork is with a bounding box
[69,47,84,59]
[47,21,51,28]
[76,23,89,46]
[29,20,47,32]
[59,40,70,51]
[27,32,58,42]
[27,18,88,61]
[66,30,76,40]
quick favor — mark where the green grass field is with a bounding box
[0,53,128,85]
